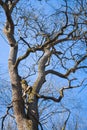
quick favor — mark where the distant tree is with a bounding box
[0,0,87,130]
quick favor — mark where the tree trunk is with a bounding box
[2,3,50,128]
[8,47,39,130]
[27,94,39,130]
[8,41,39,130]
[8,46,26,130]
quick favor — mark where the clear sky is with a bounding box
[0,1,87,129]
[0,31,9,80]
[0,32,9,65]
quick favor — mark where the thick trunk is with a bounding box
[7,40,51,130]
[8,60,25,130]
[9,57,39,130]
[27,94,39,130]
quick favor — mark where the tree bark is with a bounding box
[27,94,39,130]
[8,42,26,130]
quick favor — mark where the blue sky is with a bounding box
[0,31,9,81]
[0,33,9,65]
[0,0,87,129]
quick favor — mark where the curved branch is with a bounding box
[45,70,67,79]
[33,48,52,93]
[36,85,80,102]
[36,93,63,103]
[14,45,43,68]
[65,54,87,76]
[14,48,31,68]
[0,1,14,33]
[1,104,13,130]
[41,28,87,49]
[15,33,87,69]
[45,55,87,79]
[37,78,85,103]
[61,103,71,130]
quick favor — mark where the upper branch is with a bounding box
[61,103,71,130]
[0,0,20,48]
[1,104,13,130]
[36,78,85,103]
[20,37,31,48]
[0,1,14,33]
[45,70,67,79]
[41,28,78,49]
[1,0,20,35]
[36,93,63,103]
[11,0,20,10]
[65,54,87,77]
[45,54,87,79]
[14,44,43,68]
[33,47,52,93]
[14,48,31,69]
[3,0,20,12]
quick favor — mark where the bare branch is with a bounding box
[37,78,85,103]
[61,103,71,130]
[11,0,20,9]
[41,30,74,49]
[36,93,63,103]
[20,37,31,48]
[65,54,87,76]
[45,55,87,79]
[4,0,20,12]
[77,66,87,70]
[1,104,13,130]
[45,70,67,79]
[14,48,31,68]
[14,45,43,68]
[0,1,14,32]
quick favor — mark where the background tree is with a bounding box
[0,0,87,130]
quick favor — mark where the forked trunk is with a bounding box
[7,35,39,130]
[8,61,39,130]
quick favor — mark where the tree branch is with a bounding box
[14,48,31,68]
[14,28,87,69]
[36,78,85,103]
[0,1,14,33]
[45,55,87,79]
[20,37,31,48]
[45,70,67,79]
[61,103,71,130]
[14,45,43,68]
[41,28,87,49]
[11,0,20,10]
[65,54,87,76]
[1,104,13,130]
[36,93,63,103]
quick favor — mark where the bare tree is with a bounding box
[0,0,87,130]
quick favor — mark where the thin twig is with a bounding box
[1,104,13,130]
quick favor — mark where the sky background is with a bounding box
[0,32,9,81]
[0,0,87,130]
[0,33,9,64]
